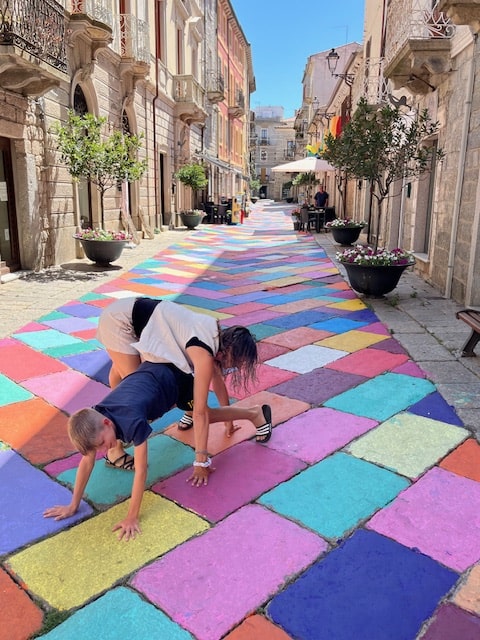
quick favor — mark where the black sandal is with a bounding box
[104,453,135,471]
[178,413,194,431]
[256,405,272,443]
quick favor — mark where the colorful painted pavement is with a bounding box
[2,203,480,640]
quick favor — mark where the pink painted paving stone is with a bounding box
[131,504,327,640]
[266,407,378,464]
[154,440,306,522]
[367,466,480,572]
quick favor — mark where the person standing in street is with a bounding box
[314,186,329,208]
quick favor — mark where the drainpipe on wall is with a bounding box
[445,34,477,299]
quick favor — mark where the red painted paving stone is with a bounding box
[256,341,290,362]
[224,614,293,639]
[227,363,297,400]
[70,328,98,340]
[263,326,334,349]
[325,349,409,378]
[440,439,480,482]
[0,398,73,465]
[0,341,68,381]
[0,568,43,640]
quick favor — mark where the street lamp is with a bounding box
[326,48,355,87]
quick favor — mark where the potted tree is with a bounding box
[54,111,147,265]
[322,97,442,296]
[174,163,208,229]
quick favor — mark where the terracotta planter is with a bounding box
[343,262,413,297]
[78,239,127,266]
[331,226,364,246]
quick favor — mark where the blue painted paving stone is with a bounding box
[267,529,459,640]
[40,587,193,639]
[408,391,464,427]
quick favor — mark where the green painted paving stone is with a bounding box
[0,374,33,406]
[43,340,102,358]
[13,329,83,350]
[38,311,71,321]
[346,412,469,479]
[259,452,409,540]
[58,434,193,505]
[324,372,436,421]
[40,588,194,639]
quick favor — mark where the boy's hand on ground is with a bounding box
[43,505,77,520]
[187,465,214,487]
[224,421,241,437]
[112,517,141,541]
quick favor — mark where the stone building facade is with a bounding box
[0,0,254,275]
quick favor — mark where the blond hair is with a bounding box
[68,408,104,455]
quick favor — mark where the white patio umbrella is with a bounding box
[271,156,335,173]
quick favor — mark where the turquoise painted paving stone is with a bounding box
[38,311,70,321]
[267,529,458,640]
[40,587,193,639]
[324,372,436,421]
[346,412,469,478]
[43,339,102,358]
[78,293,108,302]
[0,374,33,406]
[58,434,192,505]
[13,328,83,350]
[258,452,409,540]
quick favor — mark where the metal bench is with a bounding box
[456,309,480,356]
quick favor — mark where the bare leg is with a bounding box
[207,404,272,442]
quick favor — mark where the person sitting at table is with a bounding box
[314,186,329,209]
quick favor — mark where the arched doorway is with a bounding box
[73,85,92,229]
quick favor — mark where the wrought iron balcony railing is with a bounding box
[70,0,113,30]
[206,72,225,103]
[362,57,390,105]
[0,0,67,73]
[111,14,150,64]
[384,0,455,69]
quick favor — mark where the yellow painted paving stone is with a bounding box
[346,413,469,479]
[317,330,388,352]
[264,276,310,288]
[327,299,367,311]
[180,305,233,320]
[7,492,209,611]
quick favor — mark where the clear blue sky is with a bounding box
[230,0,365,118]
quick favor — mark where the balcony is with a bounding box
[173,74,207,125]
[69,0,113,54]
[438,0,480,32]
[111,14,150,84]
[228,90,245,118]
[363,58,389,105]
[384,0,455,94]
[206,72,225,103]
[259,137,270,145]
[0,0,68,96]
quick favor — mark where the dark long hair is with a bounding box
[219,326,258,391]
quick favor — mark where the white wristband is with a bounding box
[193,457,212,468]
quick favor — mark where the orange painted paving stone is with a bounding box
[0,398,72,465]
[0,568,43,640]
[440,439,480,482]
[224,614,293,639]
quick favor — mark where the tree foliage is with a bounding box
[53,111,147,228]
[174,163,208,190]
[322,97,442,249]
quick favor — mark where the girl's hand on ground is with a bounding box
[187,465,214,487]
[112,517,141,541]
[43,505,76,520]
[224,421,241,437]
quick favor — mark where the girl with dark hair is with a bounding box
[96,297,269,481]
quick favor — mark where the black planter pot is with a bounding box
[180,212,203,229]
[78,239,127,266]
[331,226,364,246]
[343,262,413,297]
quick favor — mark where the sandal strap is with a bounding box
[178,414,194,428]
[256,423,272,436]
